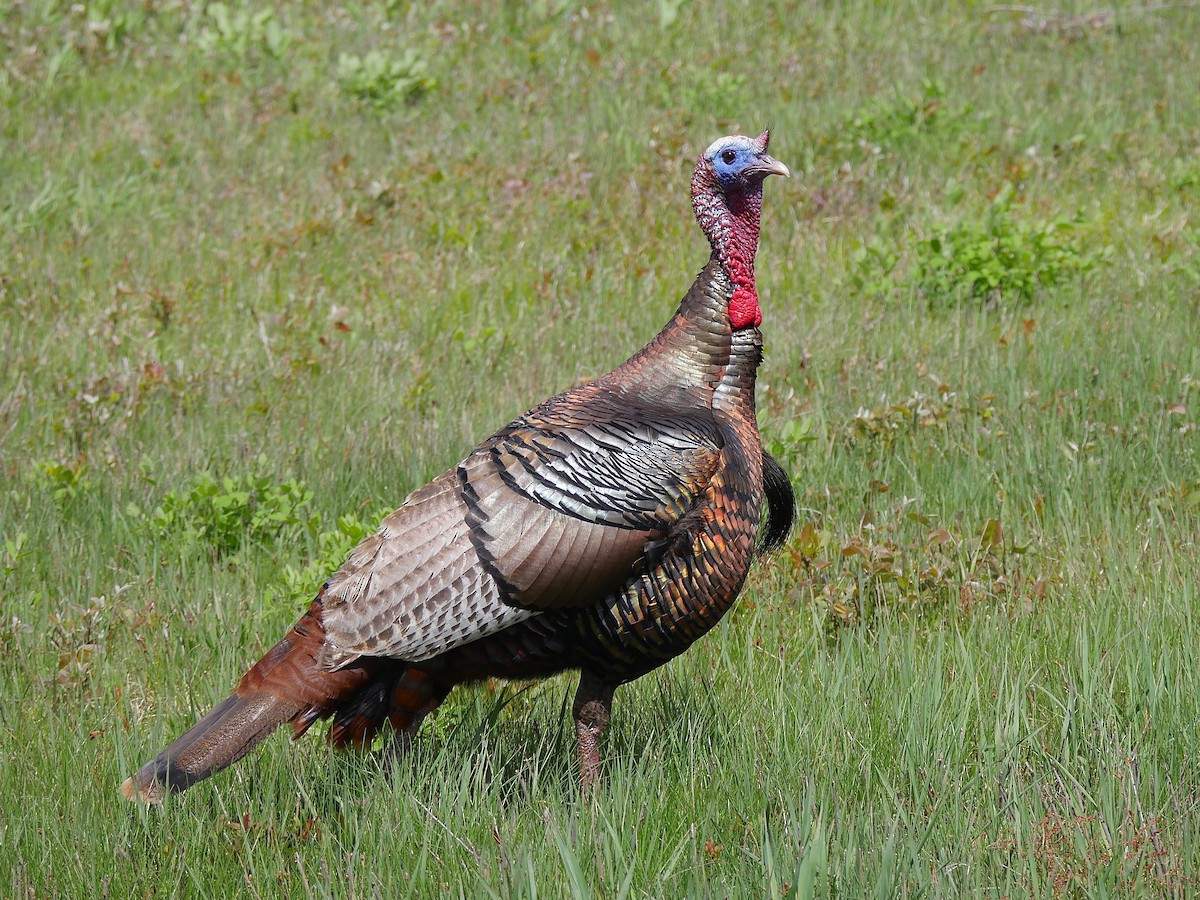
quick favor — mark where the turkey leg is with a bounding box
[382,672,451,770]
[573,670,616,794]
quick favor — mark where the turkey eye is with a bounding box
[721,149,737,165]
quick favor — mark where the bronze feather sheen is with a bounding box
[121,134,793,802]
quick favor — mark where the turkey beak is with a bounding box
[756,155,790,179]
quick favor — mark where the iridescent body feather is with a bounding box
[122,133,792,802]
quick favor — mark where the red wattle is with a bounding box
[728,287,762,329]
[691,161,767,331]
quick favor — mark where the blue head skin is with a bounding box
[704,133,790,193]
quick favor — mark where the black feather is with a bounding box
[758,449,795,554]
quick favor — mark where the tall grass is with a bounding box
[3,0,1199,895]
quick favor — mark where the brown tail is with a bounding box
[120,690,304,803]
[121,601,375,803]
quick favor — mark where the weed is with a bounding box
[1167,156,1200,195]
[135,456,316,557]
[2,170,144,235]
[78,0,144,55]
[194,3,290,62]
[836,386,1000,448]
[337,49,436,109]
[658,0,689,30]
[34,458,93,501]
[851,185,1113,305]
[763,416,816,473]
[267,510,387,613]
[2,530,29,580]
[787,490,1046,631]
[842,79,972,152]
[913,185,1112,305]
[848,235,902,297]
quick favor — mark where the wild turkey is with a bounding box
[121,131,793,802]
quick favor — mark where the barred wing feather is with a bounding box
[320,405,723,659]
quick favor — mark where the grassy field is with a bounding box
[3,0,1200,895]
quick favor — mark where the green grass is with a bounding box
[3,0,1200,895]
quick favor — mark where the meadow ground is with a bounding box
[3,1,1200,895]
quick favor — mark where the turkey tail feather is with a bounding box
[758,449,795,555]
[122,600,370,803]
[120,691,303,803]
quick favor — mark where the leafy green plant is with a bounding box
[1168,156,1200,195]
[851,186,1112,305]
[137,456,316,556]
[2,530,29,580]
[913,186,1112,304]
[843,78,970,150]
[195,3,290,61]
[658,0,689,29]
[788,496,1045,631]
[763,416,816,472]
[80,0,144,53]
[848,235,902,296]
[267,509,387,612]
[337,49,436,109]
[34,459,93,500]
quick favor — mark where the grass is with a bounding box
[3,0,1200,894]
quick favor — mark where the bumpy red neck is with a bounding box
[691,169,764,330]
